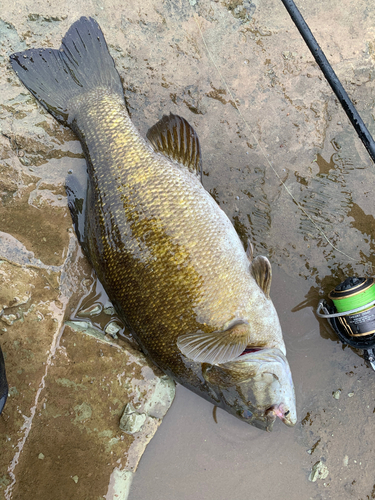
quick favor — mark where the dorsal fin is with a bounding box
[250,255,272,298]
[177,321,250,365]
[146,113,202,181]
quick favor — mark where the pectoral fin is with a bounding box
[250,255,272,298]
[147,113,202,181]
[177,321,250,365]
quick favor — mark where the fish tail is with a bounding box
[9,17,123,127]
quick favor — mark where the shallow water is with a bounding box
[2,0,375,498]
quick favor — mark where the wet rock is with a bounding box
[65,319,109,343]
[141,375,175,419]
[333,390,341,400]
[308,461,329,482]
[76,303,103,317]
[0,230,175,499]
[0,314,18,326]
[103,302,116,316]
[105,321,122,338]
[106,469,133,500]
[120,374,176,434]
[120,403,147,434]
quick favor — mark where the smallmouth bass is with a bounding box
[10,17,296,431]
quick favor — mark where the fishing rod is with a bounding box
[280,0,375,164]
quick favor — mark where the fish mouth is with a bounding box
[242,404,291,432]
[233,346,297,428]
[239,347,263,356]
[265,404,295,427]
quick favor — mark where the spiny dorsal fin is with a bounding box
[250,255,272,298]
[177,321,250,365]
[147,113,202,181]
[246,238,253,262]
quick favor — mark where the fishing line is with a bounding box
[189,9,356,263]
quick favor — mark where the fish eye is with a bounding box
[284,410,290,416]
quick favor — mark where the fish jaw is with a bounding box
[202,348,297,431]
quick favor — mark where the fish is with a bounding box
[0,345,8,414]
[10,16,296,431]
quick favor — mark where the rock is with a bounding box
[77,304,103,317]
[0,314,18,326]
[106,469,133,500]
[308,461,329,482]
[120,403,147,434]
[105,321,122,338]
[141,375,176,419]
[0,244,176,499]
[103,302,115,315]
[119,374,175,434]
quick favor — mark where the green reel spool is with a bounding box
[328,277,375,313]
[317,276,375,370]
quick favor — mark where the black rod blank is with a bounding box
[280,0,375,164]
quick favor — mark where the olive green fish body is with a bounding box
[10,17,296,430]
[73,89,283,359]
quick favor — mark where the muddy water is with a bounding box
[2,0,375,499]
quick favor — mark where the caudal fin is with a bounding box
[9,17,124,126]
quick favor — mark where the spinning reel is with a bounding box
[317,277,375,370]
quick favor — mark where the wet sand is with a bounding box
[2,0,375,498]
